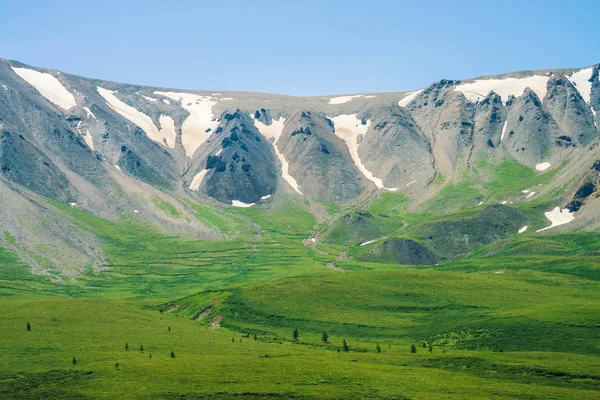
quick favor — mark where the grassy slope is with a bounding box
[0,169,599,398]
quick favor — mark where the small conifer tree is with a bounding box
[376,344,381,353]
[125,343,129,351]
[72,357,77,365]
[170,351,176,358]
[115,362,119,369]
[253,333,257,341]
[342,339,349,352]
[293,328,299,341]
[26,322,31,331]
[321,331,329,343]
[429,344,433,353]
[410,344,417,353]
[140,345,144,352]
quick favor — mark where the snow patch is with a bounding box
[162,99,170,105]
[566,67,593,103]
[97,87,176,148]
[154,91,219,157]
[69,202,77,208]
[2,84,7,91]
[133,210,139,213]
[591,107,597,127]
[478,201,484,206]
[189,170,208,191]
[406,180,417,187]
[114,165,122,172]
[12,67,76,110]
[536,207,575,232]
[331,114,398,191]
[398,89,423,107]
[535,162,551,172]
[454,75,549,104]
[526,191,536,199]
[500,120,508,141]
[231,200,254,208]
[359,239,377,247]
[364,95,377,99]
[252,117,302,194]
[518,226,528,233]
[328,95,363,105]
[83,129,95,150]
[521,189,530,193]
[220,97,234,101]
[143,95,157,102]
[83,107,96,120]
[260,194,271,200]
[501,201,508,205]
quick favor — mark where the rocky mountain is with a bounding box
[1,58,600,274]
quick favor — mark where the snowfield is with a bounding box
[12,67,76,110]
[398,89,423,107]
[566,67,593,103]
[97,87,176,148]
[154,91,219,157]
[518,226,528,233]
[252,117,302,194]
[331,114,398,191]
[189,170,208,191]
[328,95,363,105]
[454,75,549,104]
[83,107,96,120]
[536,207,575,232]
[536,162,551,172]
[83,129,95,150]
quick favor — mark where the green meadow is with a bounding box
[0,183,599,399]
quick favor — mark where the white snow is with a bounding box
[500,120,508,141]
[406,180,417,187]
[162,99,170,105]
[83,107,96,120]
[212,93,221,96]
[535,162,551,172]
[591,107,597,127]
[454,75,549,104]
[536,207,575,232]
[143,95,157,102]
[69,202,78,208]
[83,129,95,150]
[331,114,398,191]
[566,67,593,103]
[521,189,530,193]
[11,67,76,110]
[328,95,363,105]
[97,87,176,148]
[478,201,484,206]
[518,226,528,233]
[260,194,272,200]
[359,239,377,247]
[310,237,316,242]
[154,91,219,157]
[398,89,423,107]
[502,201,508,205]
[114,165,122,172]
[76,120,82,133]
[231,200,255,208]
[252,117,303,194]
[526,191,536,199]
[134,210,139,213]
[220,97,234,101]
[215,148,223,156]
[189,170,208,191]
[2,84,7,91]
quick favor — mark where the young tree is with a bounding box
[72,357,77,366]
[253,333,257,341]
[140,345,144,353]
[428,344,433,353]
[125,343,129,351]
[321,331,329,343]
[232,337,235,343]
[410,344,417,353]
[376,344,381,353]
[168,326,171,332]
[293,328,299,341]
[342,339,349,352]
[170,351,176,358]
[26,322,31,331]
[422,341,427,348]
[149,353,152,359]
[115,362,119,370]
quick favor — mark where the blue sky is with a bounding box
[1,0,599,95]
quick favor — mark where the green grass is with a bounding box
[151,196,181,218]
[1,191,600,398]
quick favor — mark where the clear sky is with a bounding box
[1,0,599,96]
